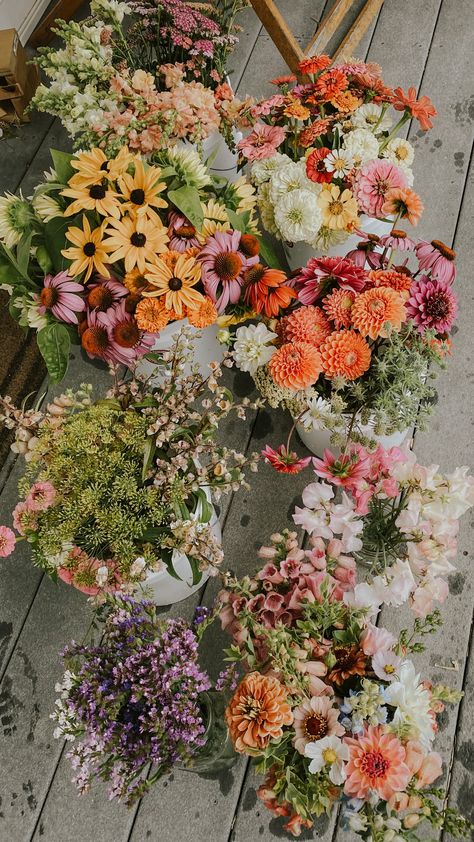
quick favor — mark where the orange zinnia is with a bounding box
[367,268,412,296]
[351,287,406,339]
[299,119,333,148]
[320,330,371,380]
[243,264,296,318]
[392,86,437,131]
[322,289,355,329]
[298,55,331,76]
[283,99,311,120]
[135,298,174,332]
[280,305,331,347]
[269,341,323,390]
[225,672,293,754]
[330,90,362,113]
[382,187,424,226]
[187,297,218,328]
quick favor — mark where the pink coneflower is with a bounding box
[12,501,38,535]
[167,211,201,252]
[296,256,368,305]
[313,448,371,489]
[406,277,458,334]
[198,229,258,312]
[344,725,411,801]
[355,160,408,218]
[237,123,286,161]
[39,271,86,324]
[262,444,311,474]
[345,233,385,269]
[415,239,457,284]
[26,481,56,511]
[379,229,416,252]
[0,526,16,557]
[99,301,154,365]
[85,277,128,311]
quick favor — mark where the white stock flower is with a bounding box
[342,128,380,167]
[305,735,349,784]
[232,323,277,375]
[372,559,416,606]
[383,660,434,749]
[274,189,322,243]
[343,582,382,618]
[352,103,392,133]
[90,0,131,24]
[251,152,291,185]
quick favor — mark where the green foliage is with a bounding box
[50,148,74,185]
[395,609,443,655]
[167,186,204,228]
[36,323,71,382]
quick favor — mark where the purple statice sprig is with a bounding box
[53,596,211,805]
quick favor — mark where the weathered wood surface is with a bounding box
[1,1,473,841]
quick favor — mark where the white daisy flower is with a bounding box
[300,396,335,431]
[305,735,349,785]
[251,152,291,185]
[324,150,355,177]
[352,103,392,133]
[233,323,277,375]
[274,189,322,244]
[342,128,380,167]
[382,137,415,167]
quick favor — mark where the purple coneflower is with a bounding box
[415,239,457,284]
[406,277,458,334]
[167,211,201,252]
[86,276,128,311]
[81,303,153,365]
[39,271,86,324]
[198,229,258,313]
[378,229,416,252]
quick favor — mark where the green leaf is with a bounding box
[44,215,75,273]
[36,245,53,276]
[140,526,169,541]
[195,488,212,523]
[227,209,250,233]
[0,254,21,286]
[161,548,181,580]
[187,555,202,586]
[16,231,33,276]
[36,322,71,382]
[142,436,156,483]
[143,351,165,365]
[257,235,283,270]
[168,186,204,229]
[50,149,74,185]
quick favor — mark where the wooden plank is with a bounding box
[305,0,353,56]
[332,0,384,62]
[249,0,304,74]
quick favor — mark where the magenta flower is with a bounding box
[312,448,371,489]
[415,239,457,284]
[12,501,38,535]
[39,271,86,324]
[198,229,258,312]
[0,525,16,557]
[167,211,201,252]
[237,123,286,161]
[295,256,368,305]
[261,444,311,474]
[355,160,408,218]
[26,481,56,511]
[406,277,458,334]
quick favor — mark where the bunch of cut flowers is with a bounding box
[238,54,435,251]
[52,595,236,805]
[0,333,259,597]
[217,531,471,839]
[31,0,253,155]
[232,228,458,446]
[0,144,290,381]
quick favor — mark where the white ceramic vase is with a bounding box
[283,215,394,271]
[135,319,225,383]
[202,129,242,183]
[295,416,412,458]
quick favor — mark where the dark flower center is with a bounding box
[87,286,113,311]
[333,645,359,670]
[425,293,449,320]
[83,242,96,257]
[113,320,140,347]
[214,251,242,282]
[40,287,58,308]
[391,229,406,238]
[81,326,109,356]
[304,712,328,739]
[100,161,109,171]
[168,276,183,291]
[177,223,196,239]
[244,264,265,285]
[131,232,146,247]
[431,239,456,260]
[360,750,390,779]
[89,184,106,200]
[130,188,146,205]
[240,234,260,257]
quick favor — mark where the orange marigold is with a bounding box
[269,342,323,390]
[135,298,175,332]
[280,305,331,348]
[186,297,218,328]
[351,286,406,339]
[382,187,424,226]
[225,672,293,754]
[322,289,355,328]
[368,268,412,296]
[320,330,371,380]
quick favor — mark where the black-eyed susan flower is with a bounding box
[61,181,121,219]
[117,159,167,220]
[62,216,113,281]
[68,147,133,188]
[103,215,169,273]
[144,253,204,317]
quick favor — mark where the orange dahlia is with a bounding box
[280,305,331,347]
[382,187,424,226]
[320,330,371,380]
[322,289,355,328]
[367,268,412,296]
[187,297,218,328]
[351,287,406,339]
[269,342,323,390]
[225,672,293,754]
[135,298,175,332]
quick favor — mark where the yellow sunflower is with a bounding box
[61,181,121,219]
[62,215,113,281]
[118,158,167,220]
[104,215,169,273]
[143,253,204,317]
[318,185,359,231]
[68,147,133,188]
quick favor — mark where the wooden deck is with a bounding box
[1,1,474,840]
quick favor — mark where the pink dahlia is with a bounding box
[39,271,86,324]
[296,256,368,305]
[344,725,411,801]
[237,123,286,161]
[198,229,258,312]
[406,277,458,334]
[355,160,408,218]
[26,481,56,511]
[0,525,16,557]
[415,239,457,284]
[167,211,201,252]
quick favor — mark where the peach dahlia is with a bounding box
[320,330,371,380]
[350,286,406,339]
[269,342,323,390]
[280,305,331,348]
[344,725,412,801]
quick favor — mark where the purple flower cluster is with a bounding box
[59,597,211,804]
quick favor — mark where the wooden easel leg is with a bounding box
[332,0,384,60]
[29,0,84,47]
[306,0,353,56]
[249,0,305,75]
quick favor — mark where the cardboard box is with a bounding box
[0,30,39,123]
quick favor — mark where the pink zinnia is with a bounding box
[296,256,368,305]
[12,502,38,535]
[39,271,86,324]
[0,525,16,557]
[237,123,286,161]
[415,239,457,284]
[355,160,408,218]
[406,277,458,334]
[26,481,56,511]
[344,725,411,801]
[312,447,371,489]
[167,211,201,252]
[262,444,311,474]
[198,229,258,313]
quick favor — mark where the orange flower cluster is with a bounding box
[225,672,293,753]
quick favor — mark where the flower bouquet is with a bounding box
[0,335,259,601]
[232,236,458,453]
[31,0,252,157]
[238,55,435,264]
[217,532,471,838]
[52,596,237,805]
[293,443,474,617]
[0,143,289,381]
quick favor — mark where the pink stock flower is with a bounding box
[415,239,457,285]
[262,445,311,474]
[406,278,458,334]
[198,229,258,312]
[237,124,286,161]
[355,160,408,218]
[416,751,443,787]
[313,448,371,490]
[410,576,449,617]
[360,623,396,656]
[39,271,86,324]
[26,482,56,511]
[0,526,16,557]
[296,256,368,305]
